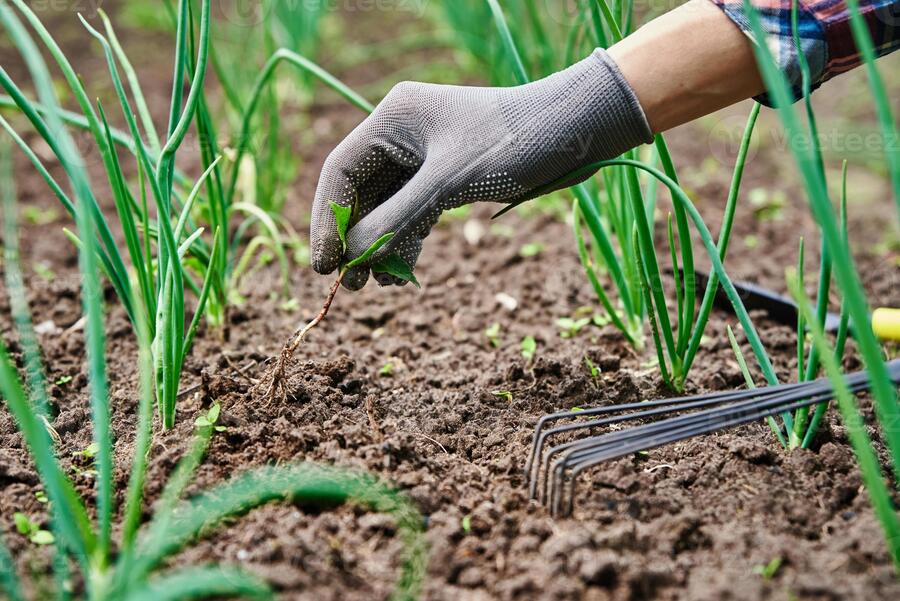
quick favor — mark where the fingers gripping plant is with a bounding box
[265,202,417,400]
[0,144,427,601]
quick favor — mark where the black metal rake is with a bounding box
[526,359,900,517]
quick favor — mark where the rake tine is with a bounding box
[556,387,844,516]
[527,384,818,499]
[543,364,898,516]
[526,378,826,483]
[526,380,810,479]
[529,390,754,487]
[559,374,867,471]
[537,378,838,503]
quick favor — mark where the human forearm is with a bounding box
[608,0,765,133]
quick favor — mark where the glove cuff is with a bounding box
[588,47,655,151]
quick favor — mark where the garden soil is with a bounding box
[1,3,899,601]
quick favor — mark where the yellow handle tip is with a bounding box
[872,308,900,342]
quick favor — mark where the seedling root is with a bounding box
[263,270,346,401]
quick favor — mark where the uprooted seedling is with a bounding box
[263,202,418,400]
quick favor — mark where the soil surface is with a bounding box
[1,2,899,601]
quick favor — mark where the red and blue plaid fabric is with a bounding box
[710,0,900,103]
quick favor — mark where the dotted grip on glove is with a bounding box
[310,48,653,290]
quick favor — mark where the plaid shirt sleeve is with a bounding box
[709,0,900,104]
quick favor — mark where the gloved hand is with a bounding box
[310,48,653,290]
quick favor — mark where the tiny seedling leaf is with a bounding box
[74,443,99,459]
[461,515,472,533]
[280,298,300,312]
[584,355,600,379]
[485,323,501,348]
[13,513,31,536]
[519,242,543,258]
[371,253,420,287]
[521,336,536,361]
[753,557,782,580]
[30,530,54,546]
[557,317,591,338]
[345,233,395,269]
[592,313,611,327]
[330,201,352,253]
[491,390,513,402]
[196,403,225,431]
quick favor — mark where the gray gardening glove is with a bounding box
[310,48,653,290]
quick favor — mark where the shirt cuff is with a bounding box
[707,0,828,107]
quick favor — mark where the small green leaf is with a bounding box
[22,205,59,225]
[461,515,472,533]
[519,242,543,258]
[345,233,395,269]
[557,317,591,338]
[30,530,55,546]
[753,557,782,580]
[372,253,420,287]
[584,355,600,379]
[14,513,32,535]
[592,313,611,327]
[491,390,513,402]
[485,323,501,348]
[74,443,99,459]
[280,298,300,312]
[330,202,352,253]
[521,336,536,361]
[379,362,394,377]
[33,262,55,282]
[196,404,223,430]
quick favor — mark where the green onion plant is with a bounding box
[741,0,900,468]
[0,0,373,426]
[162,0,374,326]
[0,139,426,601]
[470,0,764,392]
[0,0,220,429]
[789,272,900,570]
[718,0,900,569]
